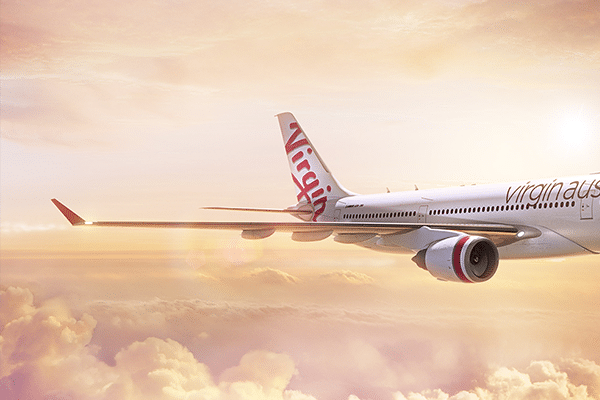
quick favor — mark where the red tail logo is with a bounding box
[286,122,331,221]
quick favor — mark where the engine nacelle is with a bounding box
[412,235,499,283]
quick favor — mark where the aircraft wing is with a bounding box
[51,199,534,247]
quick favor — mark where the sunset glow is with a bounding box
[557,109,595,149]
[1,1,599,399]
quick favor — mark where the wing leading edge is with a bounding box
[51,199,532,247]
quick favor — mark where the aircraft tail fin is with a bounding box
[276,112,354,221]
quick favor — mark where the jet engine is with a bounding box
[412,235,499,283]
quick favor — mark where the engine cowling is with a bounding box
[412,235,499,283]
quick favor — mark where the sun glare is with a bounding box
[556,109,593,149]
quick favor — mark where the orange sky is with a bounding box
[1,1,600,399]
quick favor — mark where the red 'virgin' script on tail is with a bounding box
[292,173,319,203]
[285,122,309,154]
[286,122,330,221]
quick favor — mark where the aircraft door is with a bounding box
[418,205,428,223]
[580,182,594,220]
[580,198,593,220]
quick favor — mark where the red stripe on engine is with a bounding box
[453,236,472,283]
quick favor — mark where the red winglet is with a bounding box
[51,199,86,226]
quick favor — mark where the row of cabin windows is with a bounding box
[342,200,578,220]
[342,211,416,220]
[430,200,577,216]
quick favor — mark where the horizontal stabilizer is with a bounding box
[202,206,312,215]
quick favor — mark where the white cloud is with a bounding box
[0,287,318,400]
[2,286,600,400]
[113,337,215,399]
[393,360,599,400]
[0,222,66,234]
[319,270,375,285]
[0,286,36,327]
[248,268,300,285]
[220,350,297,392]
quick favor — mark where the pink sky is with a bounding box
[1,1,600,399]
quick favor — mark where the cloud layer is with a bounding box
[2,286,599,400]
[0,286,317,400]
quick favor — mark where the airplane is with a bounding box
[52,112,600,283]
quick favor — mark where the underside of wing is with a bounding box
[51,199,535,248]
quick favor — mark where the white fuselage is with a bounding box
[335,174,600,259]
[52,112,599,282]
